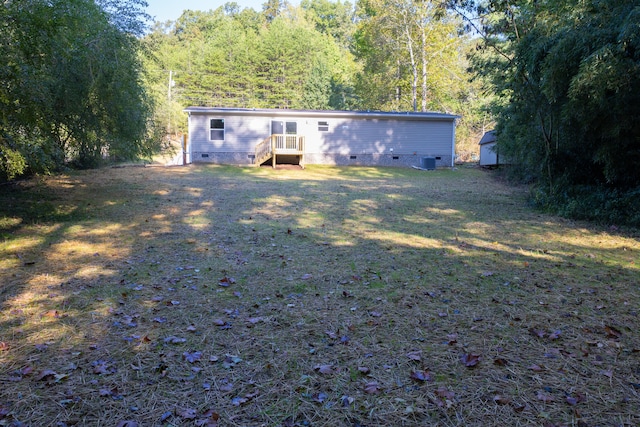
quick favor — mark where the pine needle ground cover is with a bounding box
[1,165,639,427]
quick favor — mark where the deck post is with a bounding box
[271,135,276,168]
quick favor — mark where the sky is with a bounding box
[145,0,269,23]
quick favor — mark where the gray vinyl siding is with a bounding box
[185,108,456,166]
[189,114,270,153]
[308,118,452,156]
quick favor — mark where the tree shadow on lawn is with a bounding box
[0,164,639,426]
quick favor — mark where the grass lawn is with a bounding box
[1,164,639,426]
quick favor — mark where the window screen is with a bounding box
[210,119,224,140]
[318,121,329,132]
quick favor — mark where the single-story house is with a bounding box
[184,107,458,168]
[478,130,503,167]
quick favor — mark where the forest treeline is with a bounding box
[1,0,639,225]
[142,0,488,153]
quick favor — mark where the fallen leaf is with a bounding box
[460,353,481,367]
[219,382,234,392]
[493,358,509,366]
[357,366,370,375]
[43,310,60,318]
[512,403,526,413]
[183,351,202,363]
[176,407,197,419]
[36,370,57,381]
[604,325,622,339]
[163,336,187,344]
[245,390,259,399]
[231,396,248,406]
[186,324,197,332]
[341,395,355,406]
[0,342,9,351]
[549,330,562,340]
[528,364,543,371]
[314,364,336,375]
[410,370,432,382]
[406,350,422,361]
[222,354,242,368]
[99,388,114,396]
[537,391,555,402]
[312,392,328,403]
[364,381,381,394]
[493,395,511,405]
[565,393,586,406]
[195,409,220,427]
[446,334,458,345]
[219,277,236,287]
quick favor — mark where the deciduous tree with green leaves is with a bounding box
[456,0,640,224]
[354,0,464,112]
[0,0,159,180]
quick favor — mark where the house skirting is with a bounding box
[191,151,452,168]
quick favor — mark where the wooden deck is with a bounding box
[255,134,305,168]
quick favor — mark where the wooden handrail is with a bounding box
[254,134,305,166]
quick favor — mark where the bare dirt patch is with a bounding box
[1,165,639,426]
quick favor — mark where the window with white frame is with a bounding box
[210,119,224,140]
[318,121,329,132]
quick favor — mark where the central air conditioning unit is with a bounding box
[420,156,436,170]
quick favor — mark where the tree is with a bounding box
[456,0,640,224]
[0,0,158,180]
[142,4,358,111]
[354,0,463,112]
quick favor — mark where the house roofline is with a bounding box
[183,107,458,121]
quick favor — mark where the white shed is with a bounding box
[184,107,458,168]
[478,130,502,167]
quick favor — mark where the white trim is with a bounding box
[209,118,225,141]
[451,119,456,167]
[184,107,458,122]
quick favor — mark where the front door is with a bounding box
[271,120,298,150]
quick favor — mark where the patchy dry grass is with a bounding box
[1,164,639,427]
